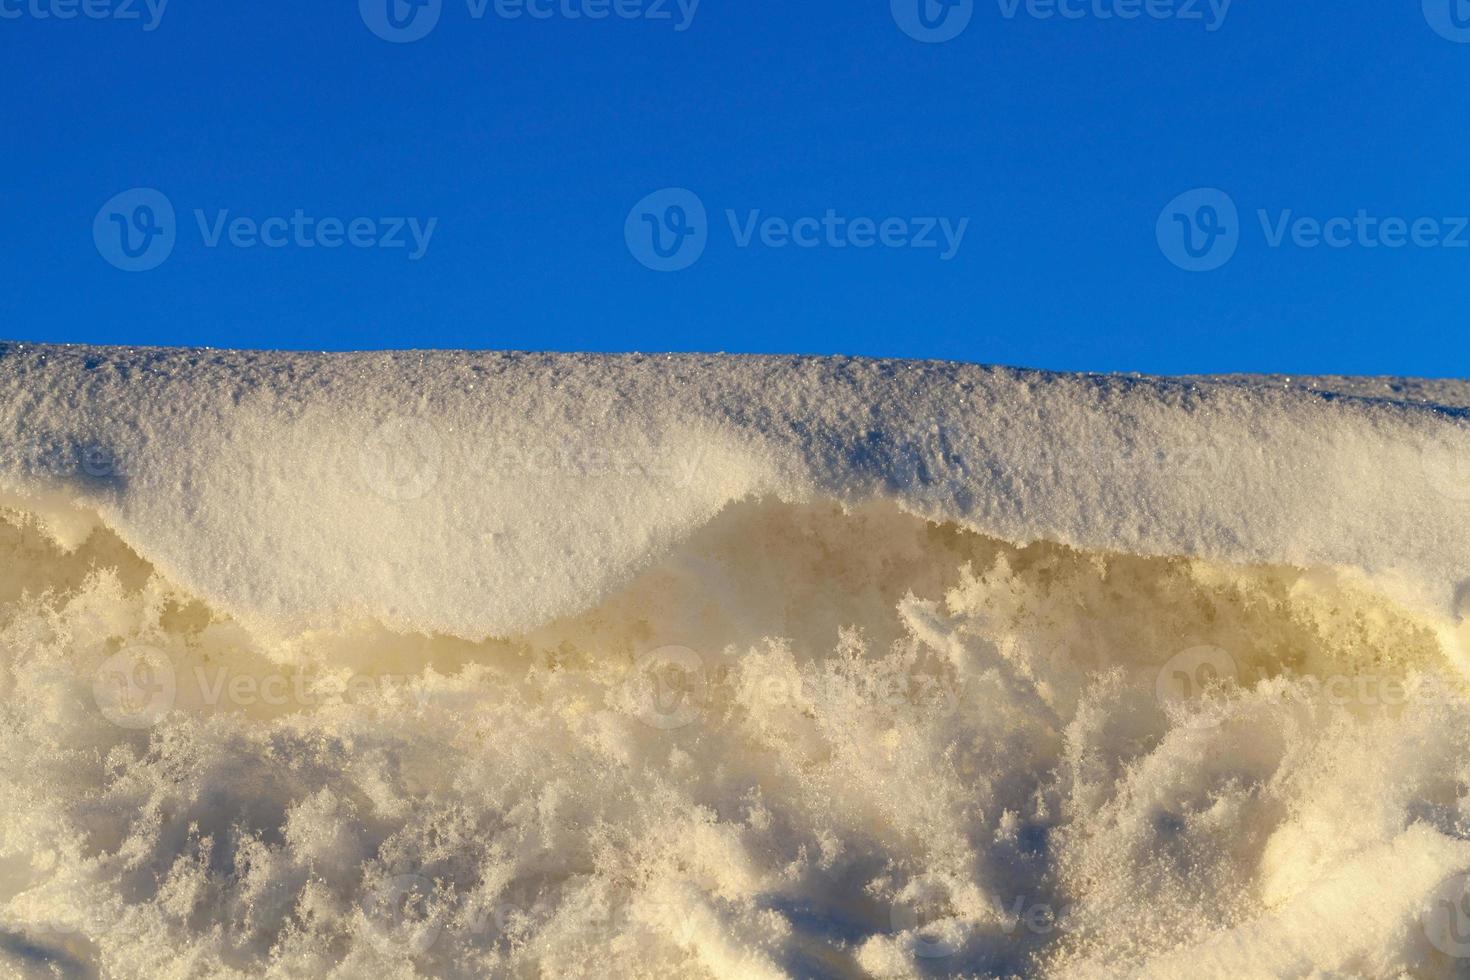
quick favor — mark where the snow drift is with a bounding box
[0,342,1468,978]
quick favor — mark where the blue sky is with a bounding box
[2,0,1468,376]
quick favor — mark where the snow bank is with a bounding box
[0,342,1467,978]
[0,343,1466,638]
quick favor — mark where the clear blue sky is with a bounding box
[3,0,1468,376]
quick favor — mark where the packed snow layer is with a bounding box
[0,344,1467,638]
[1,343,1469,979]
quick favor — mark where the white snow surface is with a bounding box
[1,342,1469,980]
[0,343,1466,637]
